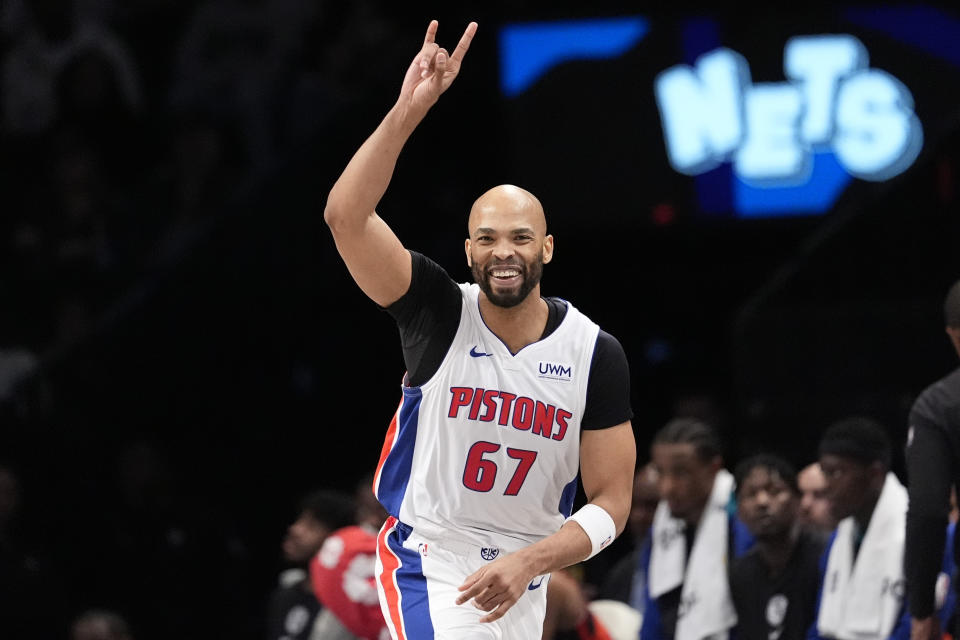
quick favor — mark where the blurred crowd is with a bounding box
[0,1,415,637]
[3,409,951,639]
[1,2,958,640]
[0,0,412,402]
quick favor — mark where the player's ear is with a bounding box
[465,238,472,267]
[542,234,554,264]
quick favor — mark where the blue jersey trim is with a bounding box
[558,475,579,518]
[377,387,423,517]
[386,523,435,639]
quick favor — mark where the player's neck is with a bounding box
[478,287,548,355]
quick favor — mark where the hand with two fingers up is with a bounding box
[398,19,478,118]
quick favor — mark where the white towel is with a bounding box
[648,469,737,640]
[817,472,908,640]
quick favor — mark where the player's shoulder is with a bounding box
[589,328,628,371]
[391,250,464,315]
[595,327,626,351]
[410,251,457,286]
[911,366,960,424]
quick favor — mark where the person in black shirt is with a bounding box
[906,278,960,640]
[265,490,355,640]
[730,454,823,640]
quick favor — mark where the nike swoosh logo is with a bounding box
[528,577,545,591]
[469,346,493,358]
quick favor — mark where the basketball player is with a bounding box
[323,19,636,640]
[907,278,960,640]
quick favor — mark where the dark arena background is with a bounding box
[1,0,959,637]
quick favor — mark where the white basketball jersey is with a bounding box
[373,283,600,550]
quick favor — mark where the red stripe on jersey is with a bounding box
[374,398,404,495]
[377,516,406,640]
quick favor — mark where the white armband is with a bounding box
[566,504,616,560]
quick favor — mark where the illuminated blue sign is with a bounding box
[499,14,935,219]
[655,35,923,216]
[499,17,649,97]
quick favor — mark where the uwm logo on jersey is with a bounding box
[538,361,572,381]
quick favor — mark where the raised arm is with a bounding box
[323,20,478,307]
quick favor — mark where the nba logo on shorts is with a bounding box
[480,547,499,561]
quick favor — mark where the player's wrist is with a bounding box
[566,504,617,560]
[389,100,430,134]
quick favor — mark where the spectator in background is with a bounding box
[167,0,316,170]
[641,418,752,640]
[42,128,119,345]
[543,569,619,640]
[53,44,146,185]
[600,464,660,614]
[310,520,386,640]
[75,439,250,640]
[906,278,960,640]
[277,0,399,149]
[797,463,836,539]
[1,0,140,137]
[811,418,910,640]
[266,489,356,640]
[71,609,133,640]
[303,474,391,640]
[730,454,823,640]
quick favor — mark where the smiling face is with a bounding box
[465,185,553,308]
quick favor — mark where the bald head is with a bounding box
[468,185,546,236]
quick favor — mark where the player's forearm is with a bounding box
[324,102,429,232]
[496,491,629,586]
[511,521,593,577]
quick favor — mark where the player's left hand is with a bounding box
[456,552,537,623]
[398,20,477,116]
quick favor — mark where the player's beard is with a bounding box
[472,250,544,308]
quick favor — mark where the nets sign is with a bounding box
[655,35,922,185]
[498,7,960,221]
